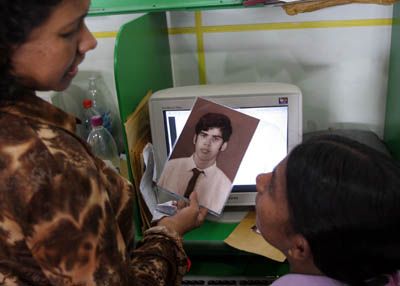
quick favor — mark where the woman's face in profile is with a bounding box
[10,0,97,92]
[255,159,293,254]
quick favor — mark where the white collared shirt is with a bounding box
[158,155,232,214]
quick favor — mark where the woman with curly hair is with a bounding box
[0,0,207,285]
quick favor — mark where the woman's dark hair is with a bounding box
[0,0,62,99]
[286,135,400,286]
[195,112,232,142]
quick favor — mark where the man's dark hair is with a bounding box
[285,134,400,286]
[195,112,232,142]
[0,0,62,100]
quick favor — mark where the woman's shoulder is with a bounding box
[0,109,90,165]
[271,274,346,286]
[0,108,102,200]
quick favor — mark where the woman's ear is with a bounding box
[287,234,312,261]
[286,234,322,275]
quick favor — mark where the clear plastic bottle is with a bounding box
[87,115,120,173]
[87,76,113,134]
[82,99,100,140]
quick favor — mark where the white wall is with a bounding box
[167,4,393,137]
[39,3,394,147]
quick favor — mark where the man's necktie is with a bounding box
[184,168,203,198]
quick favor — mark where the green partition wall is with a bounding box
[113,12,289,277]
[384,3,400,160]
[90,0,242,15]
[114,13,173,122]
[113,12,245,245]
[114,13,173,236]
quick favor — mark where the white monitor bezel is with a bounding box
[149,82,302,207]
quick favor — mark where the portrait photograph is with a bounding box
[157,97,259,215]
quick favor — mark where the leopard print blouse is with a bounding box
[0,93,187,285]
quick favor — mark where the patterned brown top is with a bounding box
[0,93,187,285]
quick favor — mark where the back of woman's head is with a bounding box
[286,135,400,286]
[0,0,62,99]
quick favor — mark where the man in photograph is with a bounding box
[157,112,233,214]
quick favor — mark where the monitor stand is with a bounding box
[206,206,255,223]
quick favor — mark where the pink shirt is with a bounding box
[271,272,400,286]
[271,274,345,286]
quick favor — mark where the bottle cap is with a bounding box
[91,115,103,127]
[83,99,93,109]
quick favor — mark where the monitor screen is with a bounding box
[163,106,288,188]
[149,82,302,207]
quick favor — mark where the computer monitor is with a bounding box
[149,82,302,208]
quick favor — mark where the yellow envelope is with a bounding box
[224,211,286,262]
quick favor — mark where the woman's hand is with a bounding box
[157,192,208,236]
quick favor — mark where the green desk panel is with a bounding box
[90,0,242,15]
[183,220,289,277]
[188,254,289,277]
[185,220,237,241]
[184,220,238,255]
